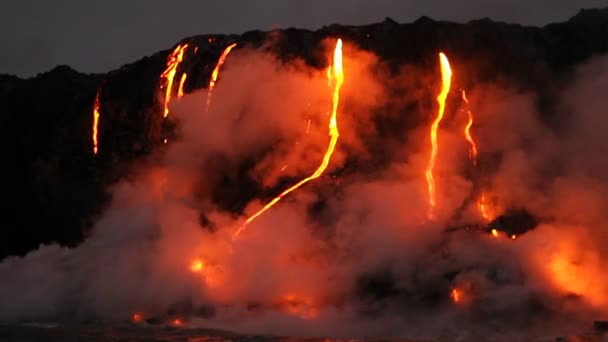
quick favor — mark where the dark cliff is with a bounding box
[1,8,607,259]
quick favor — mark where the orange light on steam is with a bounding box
[206,43,237,110]
[425,52,452,215]
[171,318,183,326]
[283,294,319,320]
[92,87,102,155]
[160,44,188,118]
[234,38,344,238]
[177,73,187,98]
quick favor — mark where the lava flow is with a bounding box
[160,44,188,118]
[461,90,478,164]
[177,73,187,98]
[450,288,462,303]
[461,89,493,221]
[233,38,344,238]
[425,52,452,214]
[206,43,237,110]
[92,87,102,155]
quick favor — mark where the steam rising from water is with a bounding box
[1,41,608,340]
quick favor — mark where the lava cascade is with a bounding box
[233,38,344,238]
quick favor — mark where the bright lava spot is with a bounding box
[450,288,462,303]
[132,312,143,323]
[491,229,499,237]
[425,52,452,216]
[171,318,183,326]
[233,38,344,238]
[190,259,204,272]
[160,44,188,118]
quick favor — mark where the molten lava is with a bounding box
[491,229,499,237]
[479,192,493,221]
[190,259,204,272]
[160,44,188,118]
[425,52,452,215]
[177,73,187,98]
[92,87,101,155]
[206,43,237,110]
[461,90,478,164]
[233,38,344,238]
[132,312,143,323]
[450,288,462,303]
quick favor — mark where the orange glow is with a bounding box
[450,288,462,303]
[511,234,517,240]
[160,44,188,118]
[132,312,143,323]
[491,229,499,237]
[177,73,187,98]
[206,43,237,110]
[283,294,319,319]
[425,52,452,215]
[479,192,493,221]
[544,236,608,308]
[92,87,101,155]
[461,90,478,164]
[233,39,344,238]
[190,259,204,272]
[171,318,183,326]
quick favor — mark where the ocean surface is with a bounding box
[1,324,606,342]
[0,324,426,342]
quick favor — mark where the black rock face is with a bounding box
[1,8,608,259]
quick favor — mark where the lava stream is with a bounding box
[206,43,237,110]
[425,52,452,214]
[461,90,478,164]
[177,73,187,98]
[233,39,344,238]
[92,88,101,155]
[160,44,188,118]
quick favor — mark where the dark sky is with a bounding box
[1,0,607,77]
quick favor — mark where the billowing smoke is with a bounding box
[1,39,608,340]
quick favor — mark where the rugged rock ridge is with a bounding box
[0,8,607,259]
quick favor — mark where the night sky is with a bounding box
[1,0,607,77]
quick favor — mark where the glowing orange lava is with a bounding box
[425,52,452,215]
[177,73,187,98]
[171,318,183,326]
[132,312,143,323]
[92,87,101,155]
[160,44,188,118]
[479,192,493,221]
[450,288,462,303]
[233,38,344,238]
[190,259,204,272]
[206,43,237,110]
[491,229,499,237]
[461,90,478,164]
